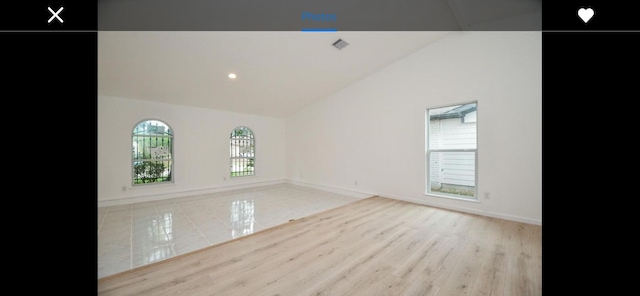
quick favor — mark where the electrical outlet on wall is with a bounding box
[484,192,490,199]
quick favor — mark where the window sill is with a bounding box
[424,193,480,203]
[131,181,175,189]
[230,174,257,179]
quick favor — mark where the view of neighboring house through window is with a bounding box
[426,102,477,200]
[230,126,255,177]
[132,119,173,185]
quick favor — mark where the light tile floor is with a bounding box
[97,184,362,279]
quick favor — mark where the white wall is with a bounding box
[285,32,542,224]
[98,95,286,206]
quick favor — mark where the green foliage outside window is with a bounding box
[132,119,174,185]
[134,161,171,184]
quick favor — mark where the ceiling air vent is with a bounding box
[332,39,349,50]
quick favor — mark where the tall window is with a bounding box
[132,119,173,185]
[230,126,255,177]
[426,102,477,200]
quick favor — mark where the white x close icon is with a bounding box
[48,6,64,24]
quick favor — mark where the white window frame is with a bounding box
[426,102,477,200]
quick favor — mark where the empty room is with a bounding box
[97,31,541,295]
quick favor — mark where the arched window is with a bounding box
[132,119,174,185]
[230,126,255,177]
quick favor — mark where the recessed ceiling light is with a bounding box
[228,73,237,79]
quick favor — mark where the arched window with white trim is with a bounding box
[132,119,174,185]
[230,126,255,177]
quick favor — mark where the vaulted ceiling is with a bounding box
[98,31,453,117]
[97,0,541,118]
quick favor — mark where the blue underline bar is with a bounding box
[302,28,338,32]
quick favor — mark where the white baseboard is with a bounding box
[380,193,542,225]
[98,179,287,208]
[285,180,541,225]
[285,180,375,199]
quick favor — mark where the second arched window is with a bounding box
[230,126,255,177]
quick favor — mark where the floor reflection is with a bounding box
[98,185,362,279]
[230,199,254,239]
[138,212,174,265]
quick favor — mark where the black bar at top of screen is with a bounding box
[543,1,640,31]
[3,1,640,32]
[0,2,96,31]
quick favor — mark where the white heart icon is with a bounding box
[578,7,595,24]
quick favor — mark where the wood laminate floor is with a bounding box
[98,195,542,296]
